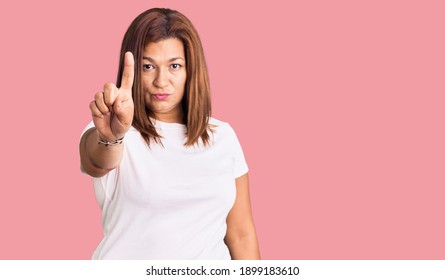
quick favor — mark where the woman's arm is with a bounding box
[225,173,261,259]
[79,52,135,178]
[79,127,125,178]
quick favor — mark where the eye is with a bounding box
[170,63,182,70]
[143,64,154,71]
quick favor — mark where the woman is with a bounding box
[79,8,260,260]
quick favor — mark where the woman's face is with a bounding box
[142,37,187,123]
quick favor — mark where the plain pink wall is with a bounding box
[0,0,444,259]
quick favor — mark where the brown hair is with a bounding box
[116,8,212,147]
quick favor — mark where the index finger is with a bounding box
[120,51,134,90]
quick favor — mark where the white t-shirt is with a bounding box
[81,117,248,259]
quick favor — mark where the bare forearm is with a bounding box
[225,174,261,260]
[80,128,124,176]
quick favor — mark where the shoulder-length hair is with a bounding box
[116,8,212,147]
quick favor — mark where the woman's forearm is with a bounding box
[80,128,124,177]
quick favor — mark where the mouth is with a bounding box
[152,93,170,100]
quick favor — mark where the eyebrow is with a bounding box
[142,56,185,62]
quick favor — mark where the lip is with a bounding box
[152,93,170,100]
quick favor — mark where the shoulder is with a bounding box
[208,117,242,145]
[209,117,234,131]
[208,117,237,136]
[209,117,228,126]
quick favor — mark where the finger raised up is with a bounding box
[120,52,135,90]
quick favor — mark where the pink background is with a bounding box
[0,0,444,259]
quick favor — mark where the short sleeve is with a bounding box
[228,125,249,179]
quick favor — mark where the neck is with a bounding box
[152,111,184,124]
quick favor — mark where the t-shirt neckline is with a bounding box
[150,118,187,130]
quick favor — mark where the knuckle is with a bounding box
[104,93,115,106]
[94,91,103,100]
[103,82,115,92]
[89,100,96,109]
[89,103,101,117]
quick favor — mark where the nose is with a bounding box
[153,68,169,89]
